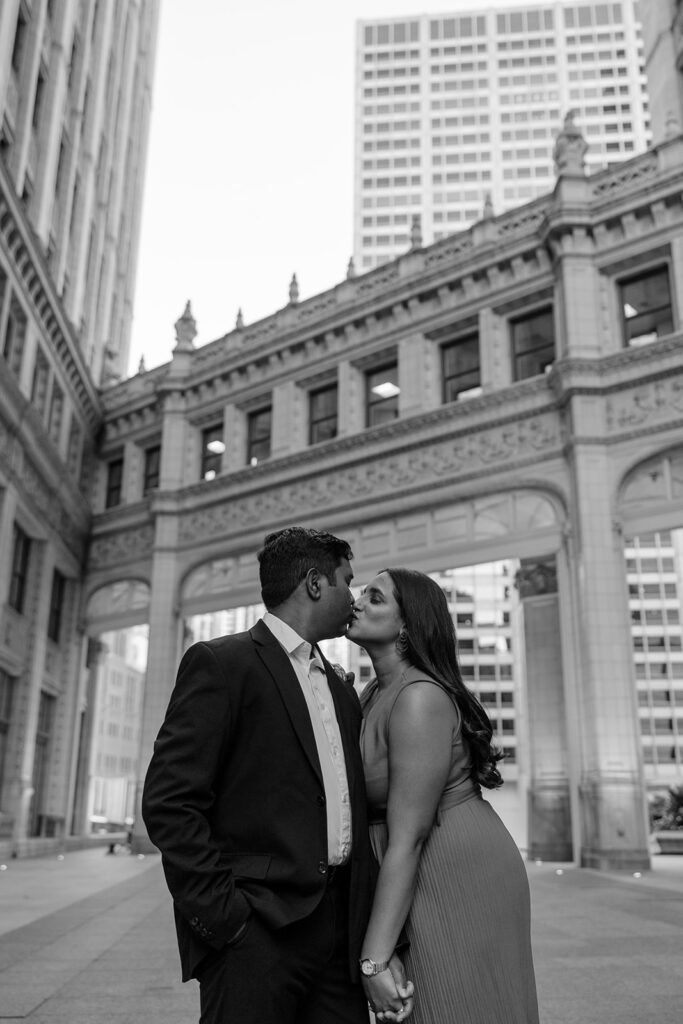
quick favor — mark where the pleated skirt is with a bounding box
[370,797,539,1024]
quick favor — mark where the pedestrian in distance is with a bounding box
[348,567,539,1024]
[142,526,412,1024]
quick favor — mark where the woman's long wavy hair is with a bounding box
[382,567,504,790]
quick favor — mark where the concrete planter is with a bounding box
[654,831,683,854]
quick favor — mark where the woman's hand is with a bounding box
[364,954,414,1021]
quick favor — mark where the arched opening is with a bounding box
[618,447,683,849]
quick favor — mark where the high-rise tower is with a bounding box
[0,0,158,384]
[0,0,158,853]
[355,0,650,271]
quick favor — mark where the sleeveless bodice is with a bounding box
[360,675,480,824]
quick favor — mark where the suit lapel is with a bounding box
[251,622,323,787]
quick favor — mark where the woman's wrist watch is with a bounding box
[359,957,390,976]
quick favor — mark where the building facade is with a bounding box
[0,0,159,855]
[355,0,651,271]
[75,103,683,869]
[1,0,682,866]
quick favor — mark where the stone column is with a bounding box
[131,509,184,854]
[338,360,364,436]
[552,227,602,359]
[271,380,297,457]
[479,308,510,391]
[12,540,54,849]
[398,333,434,417]
[570,439,650,870]
[515,557,572,861]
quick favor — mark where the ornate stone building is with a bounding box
[0,0,159,855]
[1,0,682,867]
[80,97,682,869]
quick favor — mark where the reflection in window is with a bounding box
[366,363,400,427]
[442,334,481,402]
[309,384,338,445]
[247,407,271,465]
[201,425,224,481]
[620,266,673,347]
[511,307,554,380]
[105,456,123,508]
[143,445,161,495]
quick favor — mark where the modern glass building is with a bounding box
[355,0,650,270]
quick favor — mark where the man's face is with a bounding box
[314,557,355,640]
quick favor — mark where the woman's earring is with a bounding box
[396,627,410,656]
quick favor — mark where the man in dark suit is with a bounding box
[142,527,408,1024]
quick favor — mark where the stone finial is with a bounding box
[137,355,146,374]
[553,109,588,177]
[665,109,681,139]
[410,213,422,250]
[174,300,197,351]
[289,273,299,305]
[235,308,244,330]
[483,193,494,220]
[346,256,356,279]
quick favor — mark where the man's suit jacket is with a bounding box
[142,619,373,981]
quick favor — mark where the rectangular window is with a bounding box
[0,669,14,796]
[48,382,64,446]
[105,456,123,508]
[511,307,555,380]
[66,416,82,478]
[201,424,224,480]
[9,524,31,614]
[47,570,66,643]
[143,445,161,495]
[31,346,51,418]
[366,363,400,427]
[309,384,338,445]
[30,692,55,836]
[247,407,272,465]
[620,266,673,346]
[2,297,27,378]
[442,334,481,402]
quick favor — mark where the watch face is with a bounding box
[361,960,374,976]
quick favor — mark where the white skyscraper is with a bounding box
[355,0,651,271]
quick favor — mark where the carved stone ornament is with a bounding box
[553,110,588,176]
[514,559,558,597]
[289,273,299,305]
[87,580,151,620]
[178,413,561,545]
[606,375,683,432]
[174,301,197,351]
[88,525,155,570]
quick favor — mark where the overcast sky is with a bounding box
[128,0,558,376]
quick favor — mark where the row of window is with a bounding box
[8,524,66,643]
[362,158,421,171]
[102,264,674,505]
[0,273,83,476]
[362,86,421,98]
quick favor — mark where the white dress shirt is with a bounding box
[263,612,352,864]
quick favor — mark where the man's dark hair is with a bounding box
[257,527,353,609]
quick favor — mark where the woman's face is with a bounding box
[347,572,403,647]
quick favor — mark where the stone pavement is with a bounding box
[0,846,682,1023]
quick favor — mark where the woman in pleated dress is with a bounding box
[347,568,539,1024]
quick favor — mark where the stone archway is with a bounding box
[85,579,151,635]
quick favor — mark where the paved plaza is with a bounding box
[0,846,681,1023]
